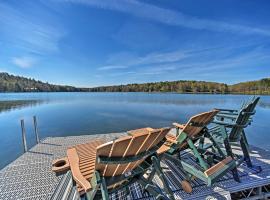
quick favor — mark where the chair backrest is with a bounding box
[95,128,170,177]
[229,96,260,141]
[250,96,260,112]
[178,110,219,140]
[240,96,255,109]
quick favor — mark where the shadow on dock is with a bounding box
[28,150,54,156]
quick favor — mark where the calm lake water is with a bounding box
[0,92,269,169]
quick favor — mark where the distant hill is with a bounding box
[0,72,269,94]
[0,72,81,92]
[89,80,229,93]
[230,78,270,95]
[89,79,270,95]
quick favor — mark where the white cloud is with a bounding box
[99,46,270,78]
[60,0,270,37]
[0,2,65,54]
[98,50,188,70]
[11,56,36,68]
[133,51,187,65]
[189,48,269,71]
[98,65,128,70]
[104,50,188,68]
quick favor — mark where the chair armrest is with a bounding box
[218,111,239,115]
[212,120,236,127]
[172,122,185,129]
[67,148,91,192]
[128,127,153,136]
[242,111,256,115]
[166,137,178,144]
[212,120,248,128]
[216,113,238,119]
[204,156,233,177]
[214,108,238,113]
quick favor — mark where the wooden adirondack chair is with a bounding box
[155,110,239,191]
[52,127,174,200]
[207,97,261,170]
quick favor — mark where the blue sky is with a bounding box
[0,0,270,87]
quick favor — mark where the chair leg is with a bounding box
[151,156,175,200]
[176,127,180,137]
[223,135,233,157]
[205,131,226,158]
[85,188,98,200]
[240,136,262,171]
[100,176,109,200]
[125,185,130,197]
[240,136,252,168]
[198,136,205,150]
[164,153,191,182]
[187,138,209,170]
[231,167,240,183]
[85,174,99,200]
[142,167,156,194]
[138,177,170,200]
[242,130,249,147]
[86,171,109,200]
[147,167,156,183]
[223,138,240,182]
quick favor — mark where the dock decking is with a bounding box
[0,131,270,200]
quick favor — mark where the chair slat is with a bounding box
[96,141,114,176]
[182,110,219,138]
[111,136,133,157]
[113,132,151,176]
[124,128,171,172]
[149,128,170,149]
[125,134,149,156]
[104,136,133,176]
[229,97,260,140]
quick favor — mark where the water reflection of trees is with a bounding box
[0,100,44,113]
[259,102,270,109]
[99,96,228,106]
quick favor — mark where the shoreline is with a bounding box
[0,91,269,96]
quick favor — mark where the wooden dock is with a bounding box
[0,130,270,200]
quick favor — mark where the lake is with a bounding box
[0,92,269,169]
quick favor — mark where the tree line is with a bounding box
[89,79,270,94]
[0,72,80,92]
[0,72,269,94]
[89,81,229,93]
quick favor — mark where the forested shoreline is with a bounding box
[89,79,270,95]
[0,72,80,92]
[0,72,269,94]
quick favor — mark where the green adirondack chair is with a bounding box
[207,96,261,171]
[156,110,238,192]
[52,127,174,200]
[215,96,258,118]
